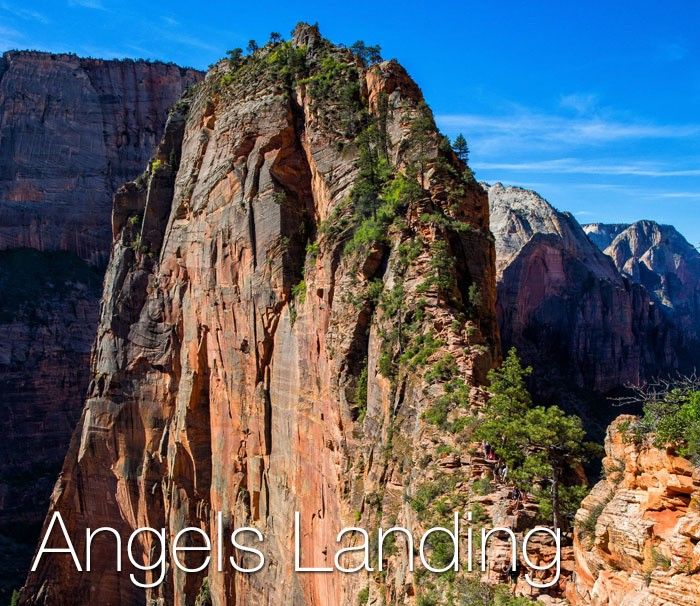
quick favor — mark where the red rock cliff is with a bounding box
[0,51,200,599]
[20,25,499,606]
[570,416,700,605]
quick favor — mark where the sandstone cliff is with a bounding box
[570,416,700,605]
[20,25,498,605]
[584,221,700,370]
[488,184,677,413]
[0,51,200,599]
[0,50,201,265]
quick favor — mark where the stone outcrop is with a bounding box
[488,184,676,402]
[20,25,498,605]
[570,416,700,605]
[584,221,700,369]
[0,51,200,599]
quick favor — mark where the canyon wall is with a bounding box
[0,50,200,598]
[20,25,499,605]
[488,184,677,427]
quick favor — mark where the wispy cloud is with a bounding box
[67,0,106,10]
[0,3,49,24]
[437,112,700,149]
[658,41,688,62]
[473,158,700,178]
[0,24,25,48]
[559,93,598,114]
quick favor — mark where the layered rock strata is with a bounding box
[0,50,200,598]
[570,416,700,606]
[20,25,498,606]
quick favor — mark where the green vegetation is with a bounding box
[452,133,470,164]
[291,279,307,304]
[266,41,308,84]
[349,40,383,65]
[417,241,455,298]
[194,577,212,606]
[353,361,369,422]
[625,385,700,463]
[475,348,599,529]
[9,590,19,606]
[422,376,471,432]
[356,586,369,605]
[225,48,243,66]
[451,577,538,605]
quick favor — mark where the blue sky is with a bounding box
[2,1,699,245]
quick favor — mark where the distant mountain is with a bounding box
[584,220,700,368]
[488,183,678,411]
[581,222,628,251]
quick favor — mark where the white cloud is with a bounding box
[437,112,700,146]
[472,158,700,178]
[559,93,598,114]
[67,0,106,10]
[0,3,49,24]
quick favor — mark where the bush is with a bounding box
[634,388,700,463]
[291,279,307,304]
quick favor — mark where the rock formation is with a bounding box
[0,50,200,599]
[20,25,499,605]
[584,221,700,369]
[488,184,677,422]
[570,416,700,605]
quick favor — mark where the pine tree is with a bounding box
[453,133,469,163]
[475,348,596,530]
[246,40,259,55]
[226,48,243,66]
[268,32,282,45]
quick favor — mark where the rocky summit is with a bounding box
[0,50,200,599]
[20,24,499,605]
[585,221,700,370]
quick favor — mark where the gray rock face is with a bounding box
[585,220,700,369]
[0,51,201,600]
[582,222,628,251]
[488,184,677,403]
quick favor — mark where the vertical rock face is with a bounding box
[488,184,675,402]
[21,25,498,606]
[0,51,201,599]
[0,50,201,265]
[584,221,700,369]
[570,417,700,606]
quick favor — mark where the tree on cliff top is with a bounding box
[452,134,470,164]
[622,379,700,463]
[350,40,383,65]
[475,349,597,530]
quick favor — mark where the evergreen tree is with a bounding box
[246,39,259,54]
[475,348,596,530]
[452,133,470,163]
[268,32,282,45]
[225,48,243,65]
[350,41,383,65]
